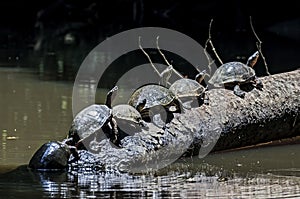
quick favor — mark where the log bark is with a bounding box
[174,69,300,156]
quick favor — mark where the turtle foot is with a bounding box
[233,85,246,98]
[255,81,263,90]
[68,146,80,164]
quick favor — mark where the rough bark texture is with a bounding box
[176,69,300,155]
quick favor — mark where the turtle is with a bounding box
[67,86,120,150]
[28,140,78,171]
[128,84,181,125]
[112,104,147,138]
[112,104,143,124]
[208,51,263,98]
[169,70,209,109]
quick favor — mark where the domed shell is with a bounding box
[112,104,142,123]
[128,84,176,109]
[208,62,256,87]
[69,104,112,139]
[28,141,70,170]
[169,78,205,98]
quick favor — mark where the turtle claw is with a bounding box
[234,85,246,98]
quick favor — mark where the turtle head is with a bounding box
[105,86,118,108]
[195,70,209,88]
[246,51,259,67]
[195,70,209,83]
[136,99,147,111]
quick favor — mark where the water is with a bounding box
[0,68,299,198]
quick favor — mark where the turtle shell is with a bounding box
[28,141,70,170]
[69,104,112,140]
[169,78,205,98]
[112,104,142,123]
[208,62,256,87]
[128,84,176,109]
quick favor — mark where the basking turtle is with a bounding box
[208,51,263,98]
[112,104,143,124]
[28,140,78,171]
[128,84,181,124]
[68,86,119,149]
[169,70,209,109]
[112,104,147,137]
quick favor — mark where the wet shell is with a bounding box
[128,84,176,109]
[112,104,142,123]
[169,78,205,98]
[208,62,256,87]
[69,104,112,140]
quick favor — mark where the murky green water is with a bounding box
[0,68,299,198]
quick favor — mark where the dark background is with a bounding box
[0,0,299,80]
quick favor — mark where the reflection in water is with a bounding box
[0,161,299,199]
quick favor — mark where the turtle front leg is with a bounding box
[68,145,80,163]
[61,138,80,163]
[111,117,119,145]
[254,77,263,90]
[233,84,246,98]
[202,92,209,105]
[104,117,120,147]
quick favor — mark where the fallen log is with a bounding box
[71,69,299,173]
[173,69,300,156]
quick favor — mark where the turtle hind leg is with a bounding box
[233,84,246,98]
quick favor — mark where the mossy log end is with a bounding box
[174,69,300,155]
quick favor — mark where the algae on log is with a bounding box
[172,69,300,156]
